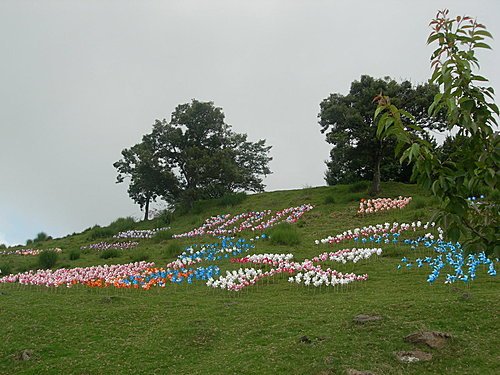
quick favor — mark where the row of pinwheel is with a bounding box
[357,196,412,215]
[315,221,443,245]
[0,261,154,287]
[80,241,139,251]
[113,227,171,239]
[172,204,313,239]
[0,247,62,257]
[165,235,262,269]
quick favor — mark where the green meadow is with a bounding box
[0,182,498,374]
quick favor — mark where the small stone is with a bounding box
[16,350,33,361]
[395,350,432,363]
[404,331,452,349]
[347,369,375,375]
[353,314,382,324]
[299,335,312,344]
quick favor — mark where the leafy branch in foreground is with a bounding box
[375,9,499,255]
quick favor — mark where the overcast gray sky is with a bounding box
[1,0,499,246]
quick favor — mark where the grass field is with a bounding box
[0,182,498,374]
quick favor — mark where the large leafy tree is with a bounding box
[150,99,272,206]
[115,99,272,213]
[113,136,179,220]
[318,75,443,194]
[375,10,499,255]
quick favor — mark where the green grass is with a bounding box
[268,223,301,246]
[0,182,498,374]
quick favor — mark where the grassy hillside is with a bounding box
[0,182,498,374]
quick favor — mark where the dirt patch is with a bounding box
[404,331,452,349]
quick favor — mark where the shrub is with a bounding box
[0,263,12,275]
[88,227,114,241]
[69,249,81,260]
[349,181,369,193]
[33,232,50,243]
[39,250,59,269]
[324,195,336,204]
[26,239,33,246]
[109,217,136,233]
[151,230,173,244]
[100,249,120,259]
[268,223,301,246]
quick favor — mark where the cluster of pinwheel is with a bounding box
[80,241,139,251]
[0,261,153,287]
[357,196,412,215]
[290,270,368,287]
[207,247,377,292]
[312,248,382,264]
[172,204,313,239]
[397,238,498,284]
[0,247,62,256]
[207,268,268,291]
[113,227,171,239]
[165,236,260,269]
[112,265,221,289]
[315,221,443,245]
[231,253,294,266]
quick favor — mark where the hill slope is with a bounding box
[0,182,498,374]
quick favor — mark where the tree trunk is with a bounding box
[370,154,381,196]
[143,197,150,221]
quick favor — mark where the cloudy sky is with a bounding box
[1,0,499,246]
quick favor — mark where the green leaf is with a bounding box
[474,30,493,38]
[399,109,416,122]
[487,103,499,115]
[475,42,492,49]
[427,33,442,44]
[374,105,384,121]
[472,75,488,82]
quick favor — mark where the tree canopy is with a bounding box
[114,100,272,217]
[113,136,179,220]
[318,75,444,194]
